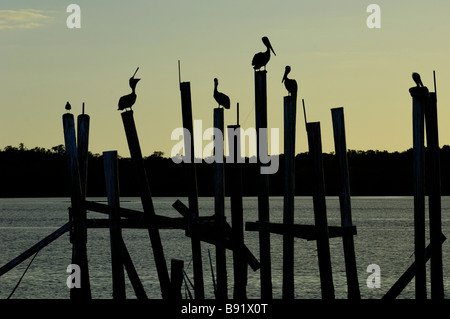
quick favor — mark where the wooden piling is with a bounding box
[63,113,91,299]
[254,70,272,299]
[170,259,184,300]
[227,123,247,299]
[179,81,204,299]
[306,122,335,300]
[103,150,126,299]
[77,112,90,199]
[331,107,360,299]
[121,110,171,299]
[410,86,427,299]
[282,95,296,299]
[117,237,148,299]
[213,107,227,299]
[425,92,444,299]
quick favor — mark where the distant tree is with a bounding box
[150,151,164,158]
[51,144,65,154]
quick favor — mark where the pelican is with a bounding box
[213,78,230,109]
[65,101,71,112]
[282,66,298,97]
[118,67,140,111]
[412,72,423,87]
[252,36,276,70]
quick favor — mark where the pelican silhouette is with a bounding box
[252,36,276,71]
[65,101,71,112]
[213,78,230,109]
[118,67,140,111]
[282,66,297,97]
[412,72,423,87]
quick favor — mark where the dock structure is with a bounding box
[179,79,205,299]
[254,70,273,299]
[227,105,247,299]
[384,72,445,299]
[0,66,446,302]
[331,107,360,299]
[246,99,358,299]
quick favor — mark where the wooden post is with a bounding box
[383,234,446,299]
[117,237,148,299]
[170,259,184,300]
[425,92,444,299]
[227,123,247,299]
[306,122,335,300]
[121,110,171,299]
[331,107,360,299]
[0,223,70,277]
[254,70,272,299]
[410,86,427,299]
[77,112,90,199]
[282,96,296,299]
[63,113,91,299]
[214,107,227,299]
[179,81,204,299]
[103,150,126,299]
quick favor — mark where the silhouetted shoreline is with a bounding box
[2,144,450,198]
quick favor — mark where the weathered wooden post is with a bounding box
[282,95,296,299]
[170,259,184,300]
[331,107,360,299]
[409,84,427,299]
[254,70,272,299]
[425,89,444,299]
[306,122,335,300]
[103,150,126,299]
[179,80,205,299]
[228,114,247,299]
[121,110,171,299]
[213,107,227,300]
[77,103,89,199]
[63,113,91,299]
[117,237,148,299]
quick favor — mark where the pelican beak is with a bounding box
[269,43,276,56]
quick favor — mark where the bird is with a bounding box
[282,66,298,97]
[412,72,423,87]
[252,36,276,70]
[213,78,230,109]
[118,67,140,111]
[65,101,71,112]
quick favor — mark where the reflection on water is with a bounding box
[0,196,449,299]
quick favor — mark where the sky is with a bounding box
[1,0,450,159]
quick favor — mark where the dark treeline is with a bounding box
[2,143,450,197]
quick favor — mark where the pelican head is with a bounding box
[412,72,423,87]
[262,36,276,56]
[128,67,140,89]
[282,66,291,83]
[129,77,140,89]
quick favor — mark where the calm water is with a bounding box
[0,196,449,299]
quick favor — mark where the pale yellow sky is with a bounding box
[1,1,450,158]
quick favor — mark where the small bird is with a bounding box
[282,66,298,97]
[412,72,423,87]
[118,67,140,111]
[213,78,230,109]
[252,36,276,71]
[65,101,71,112]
